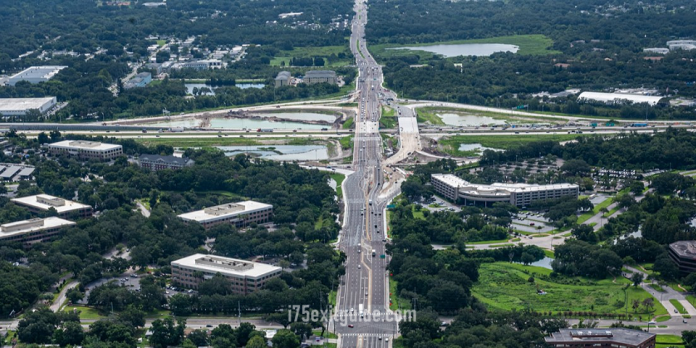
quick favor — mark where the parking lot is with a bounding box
[510,212,554,234]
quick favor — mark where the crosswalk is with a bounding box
[341,333,392,337]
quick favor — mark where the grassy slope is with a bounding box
[330,173,345,197]
[472,263,667,317]
[438,134,586,156]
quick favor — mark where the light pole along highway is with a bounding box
[334,0,404,347]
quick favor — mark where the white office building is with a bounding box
[11,194,93,218]
[431,174,579,207]
[0,217,75,247]
[47,140,123,160]
[577,92,664,106]
[178,201,273,229]
[171,254,282,294]
[6,66,67,86]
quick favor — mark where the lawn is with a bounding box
[411,205,426,220]
[156,40,166,46]
[380,106,398,128]
[670,299,687,314]
[270,45,352,67]
[339,135,354,150]
[472,262,667,317]
[342,116,354,129]
[371,34,561,60]
[389,278,412,311]
[439,134,587,156]
[415,108,446,125]
[577,198,615,224]
[330,173,345,198]
[62,305,106,320]
[688,295,696,307]
[656,334,684,346]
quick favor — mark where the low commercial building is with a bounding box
[431,174,578,207]
[47,140,123,160]
[0,217,75,247]
[668,240,696,273]
[124,72,152,89]
[667,40,696,51]
[545,329,656,348]
[6,66,67,86]
[139,154,194,171]
[171,253,282,294]
[577,92,664,106]
[275,71,291,88]
[0,97,57,117]
[181,59,223,70]
[303,70,337,85]
[12,194,93,218]
[178,201,273,229]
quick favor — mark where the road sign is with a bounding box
[380,254,385,259]
[387,204,395,208]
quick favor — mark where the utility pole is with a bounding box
[238,301,241,325]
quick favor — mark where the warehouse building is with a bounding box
[577,92,664,106]
[47,140,123,160]
[303,70,337,85]
[668,240,696,273]
[171,254,282,294]
[667,40,696,51]
[6,66,67,86]
[12,194,93,218]
[431,174,578,207]
[178,201,273,229]
[0,164,35,181]
[123,72,152,89]
[275,71,291,88]
[0,217,75,247]
[0,97,58,117]
[545,329,655,348]
[139,154,194,171]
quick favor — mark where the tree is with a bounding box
[246,336,268,348]
[187,329,209,347]
[118,306,146,328]
[571,224,597,243]
[57,321,85,346]
[66,287,84,304]
[653,254,680,280]
[272,329,300,348]
[198,273,232,296]
[149,317,186,348]
[631,273,644,287]
[630,181,645,196]
[684,273,696,291]
[17,307,58,344]
[520,252,535,265]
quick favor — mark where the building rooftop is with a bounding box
[669,240,696,259]
[9,66,67,82]
[546,329,655,346]
[11,194,91,213]
[172,253,281,278]
[275,71,291,80]
[140,154,193,166]
[305,70,336,79]
[0,98,56,112]
[0,217,75,240]
[578,92,664,106]
[432,174,578,194]
[178,200,273,222]
[48,140,122,151]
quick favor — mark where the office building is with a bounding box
[577,92,664,106]
[667,40,696,51]
[303,70,337,85]
[668,240,696,273]
[181,59,223,70]
[171,253,282,294]
[0,97,57,117]
[124,72,152,89]
[545,329,656,348]
[139,154,194,171]
[0,217,75,247]
[431,174,578,207]
[275,71,291,88]
[0,164,35,181]
[7,66,67,86]
[12,194,93,218]
[178,201,273,229]
[47,140,123,160]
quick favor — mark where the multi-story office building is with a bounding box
[12,194,93,218]
[178,201,273,229]
[171,254,282,294]
[47,140,123,160]
[545,329,655,348]
[139,154,194,171]
[668,240,696,273]
[0,217,75,247]
[275,71,291,88]
[431,174,578,207]
[303,70,337,85]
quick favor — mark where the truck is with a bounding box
[257,128,274,133]
[359,304,364,318]
[372,249,376,257]
[170,127,184,133]
[631,123,648,127]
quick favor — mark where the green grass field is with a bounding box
[439,134,586,156]
[415,108,446,125]
[379,106,398,128]
[156,40,166,47]
[342,116,354,129]
[371,34,560,60]
[656,334,684,347]
[62,305,106,320]
[270,45,352,67]
[330,173,345,198]
[670,299,687,314]
[472,263,667,317]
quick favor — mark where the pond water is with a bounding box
[438,113,507,126]
[185,83,265,95]
[388,43,519,57]
[516,256,554,270]
[259,112,337,123]
[218,145,329,161]
[140,117,327,130]
[458,143,502,153]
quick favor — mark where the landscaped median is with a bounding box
[472,262,667,319]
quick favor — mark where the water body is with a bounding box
[516,256,554,270]
[388,43,519,57]
[185,83,265,95]
[438,113,507,127]
[259,112,337,123]
[218,145,329,161]
[141,117,326,130]
[458,143,502,153]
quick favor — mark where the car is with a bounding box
[530,222,535,226]
[348,324,354,328]
[386,338,389,342]
[358,265,361,269]
[350,308,354,312]
[378,337,382,340]
[206,324,213,328]
[165,291,169,294]
[675,309,678,313]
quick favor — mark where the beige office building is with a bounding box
[178,201,273,229]
[12,194,93,218]
[0,217,75,247]
[171,254,282,294]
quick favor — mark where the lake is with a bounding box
[139,116,327,130]
[185,83,265,95]
[438,113,507,126]
[260,112,337,123]
[458,143,502,153]
[218,145,329,161]
[516,256,554,270]
[388,43,519,57]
